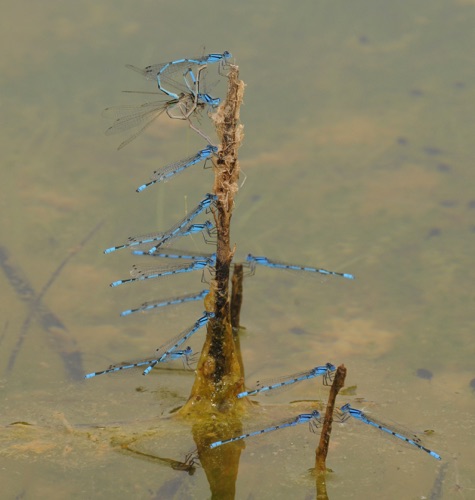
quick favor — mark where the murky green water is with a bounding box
[1,0,475,498]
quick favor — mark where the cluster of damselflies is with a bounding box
[86,50,441,464]
[87,52,229,380]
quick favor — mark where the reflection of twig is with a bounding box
[0,320,8,347]
[118,439,198,476]
[428,461,448,500]
[0,246,66,372]
[5,221,104,378]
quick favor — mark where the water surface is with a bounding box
[1,0,475,498]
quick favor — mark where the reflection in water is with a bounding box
[2,0,475,498]
[0,245,73,377]
[192,417,243,500]
[0,221,102,380]
[428,462,448,500]
[119,442,199,476]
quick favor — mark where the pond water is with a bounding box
[1,0,475,498]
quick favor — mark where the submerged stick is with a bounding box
[4,221,103,379]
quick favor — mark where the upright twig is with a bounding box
[315,363,346,499]
[316,364,346,469]
[230,263,244,331]
[230,263,245,378]
[180,65,245,414]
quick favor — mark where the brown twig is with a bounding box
[179,65,246,413]
[230,263,244,331]
[315,364,347,471]
[315,364,346,499]
[208,63,244,383]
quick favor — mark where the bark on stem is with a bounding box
[179,65,245,416]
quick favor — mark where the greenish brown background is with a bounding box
[1,0,474,498]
